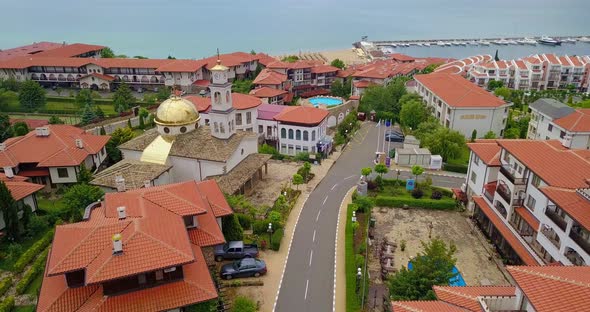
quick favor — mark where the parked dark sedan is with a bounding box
[220,258,267,280]
[385,132,404,142]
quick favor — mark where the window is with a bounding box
[526,195,536,210]
[531,174,541,187]
[548,124,553,132]
[267,126,272,136]
[281,128,286,138]
[288,129,294,139]
[473,155,480,165]
[220,123,225,133]
[296,130,301,140]
[259,125,263,133]
[57,168,69,178]
[214,122,219,133]
[183,215,197,228]
[560,131,566,139]
[180,126,187,133]
[312,130,316,141]
[295,145,302,153]
[470,171,477,183]
[246,112,252,124]
[281,144,287,154]
[65,270,85,288]
[303,146,309,153]
[163,127,170,134]
[236,113,242,126]
[303,130,309,141]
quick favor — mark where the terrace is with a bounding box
[545,205,567,231]
[500,165,527,185]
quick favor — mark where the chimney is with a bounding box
[115,175,125,192]
[3,167,13,178]
[143,180,151,188]
[75,139,84,149]
[117,206,126,219]
[0,143,5,151]
[35,127,50,137]
[112,234,123,254]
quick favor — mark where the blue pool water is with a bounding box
[407,261,467,287]
[309,97,343,107]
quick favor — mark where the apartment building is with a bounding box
[391,265,590,312]
[464,139,590,266]
[254,60,339,97]
[0,173,43,230]
[38,180,232,312]
[413,73,510,138]
[528,98,590,149]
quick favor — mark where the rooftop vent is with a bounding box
[143,180,151,188]
[0,143,5,151]
[75,139,84,149]
[3,167,13,178]
[117,206,126,219]
[112,234,123,254]
[35,127,50,137]
[115,175,125,192]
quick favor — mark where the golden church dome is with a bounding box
[211,59,228,71]
[155,95,200,126]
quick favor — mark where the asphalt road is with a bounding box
[273,122,464,312]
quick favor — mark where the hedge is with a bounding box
[13,230,54,273]
[0,277,12,298]
[0,296,14,312]
[16,247,50,295]
[270,228,284,251]
[431,186,454,197]
[236,213,252,230]
[345,198,360,312]
[442,163,468,174]
[375,196,456,210]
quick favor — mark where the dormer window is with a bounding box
[184,215,198,228]
[66,270,85,288]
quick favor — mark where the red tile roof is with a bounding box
[10,118,48,129]
[414,73,506,108]
[514,207,540,231]
[568,55,583,67]
[300,89,331,98]
[310,64,339,74]
[353,80,377,88]
[0,125,109,168]
[473,196,540,265]
[255,53,278,66]
[544,54,560,65]
[274,106,329,126]
[507,265,590,312]
[155,59,207,72]
[33,43,105,57]
[184,96,211,112]
[249,87,288,98]
[389,53,416,62]
[540,187,590,230]
[230,93,263,110]
[0,41,63,61]
[192,79,210,87]
[467,142,501,166]
[253,69,288,85]
[433,286,516,311]
[337,68,356,78]
[199,52,257,70]
[497,140,590,189]
[82,73,115,81]
[391,300,469,312]
[554,109,590,132]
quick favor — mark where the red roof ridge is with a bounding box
[142,189,204,216]
[508,266,590,287]
[433,286,480,300]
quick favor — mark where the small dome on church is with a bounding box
[211,59,229,71]
[155,95,200,126]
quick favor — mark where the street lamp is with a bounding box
[356,267,362,293]
[268,223,273,246]
[396,169,400,181]
[352,210,357,223]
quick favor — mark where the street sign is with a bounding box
[385,120,391,127]
[406,179,415,191]
[385,157,391,167]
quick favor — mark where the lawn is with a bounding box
[36,197,66,214]
[44,101,117,116]
[13,306,35,312]
[0,231,48,271]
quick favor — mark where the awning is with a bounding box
[473,196,540,265]
[212,154,271,195]
[514,207,540,231]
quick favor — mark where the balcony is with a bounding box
[500,165,528,185]
[569,230,590,255]
[496,184,512,204]
[541,227,561,249]
[565,248,586,266]
[545,205,567,231]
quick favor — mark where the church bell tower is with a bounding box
[209,50,235,139]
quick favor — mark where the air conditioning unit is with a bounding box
[35,127,50,137]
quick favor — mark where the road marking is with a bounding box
[316,210,321,221]
[323,196,328,205]
[309,250,313,266]
[331,183,338,190]
[343,174,356,180]
[305,279,309,300]
[312,230,316,242]
[333,188,355,312]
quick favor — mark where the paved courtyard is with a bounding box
[370,207,509,286]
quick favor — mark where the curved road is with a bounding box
[274,122,465,312]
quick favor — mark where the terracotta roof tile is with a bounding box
[554,109,590,132]
[507,265,590,312]
[230,93,262,110]
[81,73,115,81]
[514,207,540,231]
[33,43,105,57]
[201,52,256,69]
[274,106,329,126]
[354,80,377,88]
[473,196,540,265]
[195,179,233,217]
[0,41,63,61]
[250,87,288,98]
[467,142,501,166]
[184,95,211,112]
[310,64,339,74]
[540,187,590,230]
[253,68,288,85]
[433,286,516,311]
[155,59,207,72]
[3,180,44,201]
[392,300,469,312]
[414,73,506,108]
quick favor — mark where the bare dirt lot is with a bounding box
[247,160,301,208]
[370,207,509,286]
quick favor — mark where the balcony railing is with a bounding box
[565,250,586,265]
[484,189,495,203]
[569,230,590,255]
[545,206,567,231]
[496,185,512,203]
[512,198,524,207]
[541,227,561,249]
[500,165,528,185]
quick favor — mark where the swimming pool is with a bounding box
[407,261,467,287]
[308,96,343,107]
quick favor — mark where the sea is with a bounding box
[0,0,589,60]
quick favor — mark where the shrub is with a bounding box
[270,228,284,251]
[348,203,358,213]
[16,247,49,294]
[27,214,49,237]
[353,196,374,213]
[232,296,257,312]
[221,215,244,241]
[358,242,367,255]
[375,196,456,210]
[400,240,407,251]
[13,230,54,273]
[0,296,14,312]
[5,243,22,263]
[0,277,12,298]
[352,222,359,233]
[374,175,383,189]
[253,219,282,235]
[411,188,424,199]
[355,254,365,269]
[431,186,453,197]
[259,144,278,156]
[431,190,443,200]
[442,163,468,174]
[186,299,218,312]
[295,152,310,162]
[236,213,252,230]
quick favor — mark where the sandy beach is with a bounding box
[275,47,369,65]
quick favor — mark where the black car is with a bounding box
[385,132,404,142]
[220,258,267,280]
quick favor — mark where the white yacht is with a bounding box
[479,39,491,46]
[468,40,479,46]
[519,37,537,45]
[437,41,446,46]
[423,42,431,47]
[563,38,576,43]
[538,36,561,46]
[494,39,509,45]
[579,37,590,43]
[507,39,518,45]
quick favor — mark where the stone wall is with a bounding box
[85,115,141,135]
[326,99,359,128]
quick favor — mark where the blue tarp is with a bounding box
[407,261,467,287]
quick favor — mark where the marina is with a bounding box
[369,35,590,49]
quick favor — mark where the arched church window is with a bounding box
[220,123,225,133]
[226,91,230,103]
[214,92,221,104]
[214,122,219,133]
[312,130,316,141]
[228,121,231,132]
[296,130,301,140]
[288,129,294,139]
[303,131,309,141]
[281,128,286,139]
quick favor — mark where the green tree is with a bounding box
[389,238,457,301]
[133,55,148,59]
[48,115,65,124]
[21,204,32,231]
[494,87,512,100]
[106,127,136,162]
[268,211,282,227]
[374,163,388,177]
[411,165,424,181]
[139,107,149,129]
[420,63,441,74]
[100,47,115,58]
[413,119,440,142]
[470,129,477,142]
[422,127,466,161]
[185,300,217,312]
[127,118,132,129]
[77,164,93,184]
[281,55,299,63]
[167,55,176,60]
[18,80,46,111]
[359,77,408,122]
[297,161,312,182]
[483,131,496,139]
[503,128,520,139]
[100,126,106,135]
[0,113,14,141]
[0,181,20,241]
[113,83,135,113]
[157,87,171,101]
[330,58,345,69]
[75,89,94,107]
[81,104,97,125]
[292,174,303,190]
[222,215,244,241]
[400,99,429,130]
[231,296,256,312]
[487,80,503,91]
[232,79,253,94]
[361,167,372,180]
[331,78,352,99]
[494,49,500,61]
[12,121,29,136]
[0,78,21,92]
[95,106,105,119]
[62,184,104,222]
